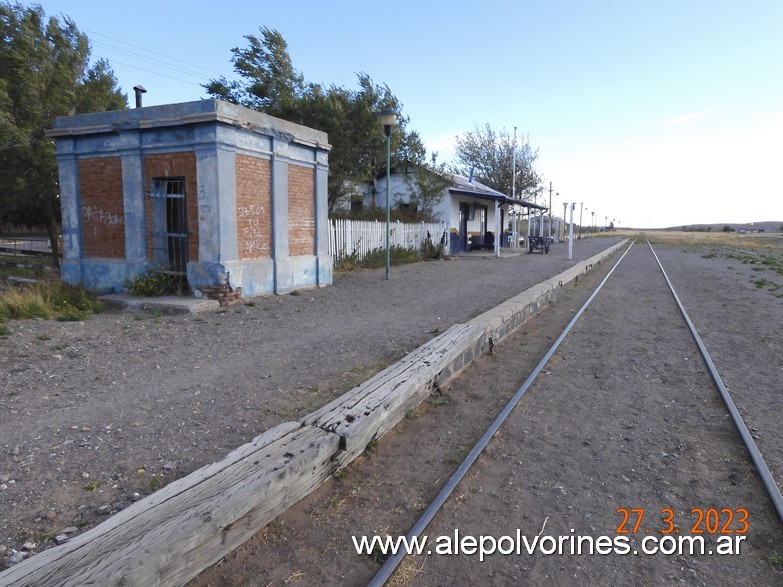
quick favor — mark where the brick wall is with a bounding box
[78,157,125,259]
[236,154,272,259]
[143,152,199,263]
[288,165,315,257]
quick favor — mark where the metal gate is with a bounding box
[149,178,189,276]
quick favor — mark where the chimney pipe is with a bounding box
[133,85,147,108]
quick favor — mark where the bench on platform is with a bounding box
[469,232,495,251]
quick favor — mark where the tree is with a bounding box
[205,27,421,213]
[0,2,126,266]
[203,26,304,112]
[301,74,406,213]
[400,152,451,222]
[452,123,543,201]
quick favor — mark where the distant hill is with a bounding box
[659,221,783,233]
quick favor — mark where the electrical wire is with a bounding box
[83,28,225,77]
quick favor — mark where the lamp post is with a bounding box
[568,203,576,259]
[562,202,568,242]
[377,108,397,280]
[591,211,595,235]
[512,128,517,250]
[578,202,584,240]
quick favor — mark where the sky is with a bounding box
[33,0,783,228]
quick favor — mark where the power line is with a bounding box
[82,27,227,78]
[91,40,214,82]
[106,58,206,88]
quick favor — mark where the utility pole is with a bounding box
[548,182,553,241]
[568,203,575,259]
[511,127,517,250]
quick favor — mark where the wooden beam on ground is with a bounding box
[303,323,484,468]
[0,423,341,587]
[0,240,628,587]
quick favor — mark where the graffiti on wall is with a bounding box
[82,205,124,226]
[238,203,269,256]
[243,240,269,255]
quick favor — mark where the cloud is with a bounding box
[538,116,783,228]
[422,132,458,162]
[661,111,708,126]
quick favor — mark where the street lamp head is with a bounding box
[376,108,398,137]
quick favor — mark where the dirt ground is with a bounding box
[2,234,781,585]
[0,237,621,569]
[188,235,783,587]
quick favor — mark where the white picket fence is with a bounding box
[329,219,447,266]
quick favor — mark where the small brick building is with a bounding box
[47,99,332,299]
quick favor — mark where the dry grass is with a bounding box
[388,554,427,586]
[0,281,102,323]
[0,286,52,320]
[641,230,783,251]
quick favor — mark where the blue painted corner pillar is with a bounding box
[314,150,332,286]
[119,129,146,267]
[271,137,291,292]
[54,138,83,285]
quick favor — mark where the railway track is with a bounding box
[189,236,782,586]
[371,236,783,586]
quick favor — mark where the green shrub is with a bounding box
[0,282,100,322]
[56,307,87,322]
[334,245,423,272]
[421,237,442,259]
[51,283,103,315]
[125,270,181,297]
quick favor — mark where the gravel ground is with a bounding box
[0,237,622,569]
[187,237,783,587]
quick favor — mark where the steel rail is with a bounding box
[646,237,783,522]
[370,237,782,585]
[368,239,638,587]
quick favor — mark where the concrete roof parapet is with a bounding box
[47,99,331,152]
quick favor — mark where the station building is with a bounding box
[47,99,332,300]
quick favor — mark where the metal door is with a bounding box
[150,178,188,275]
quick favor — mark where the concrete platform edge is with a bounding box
[0,240,628,586]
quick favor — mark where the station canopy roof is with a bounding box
[448,174,547,210]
